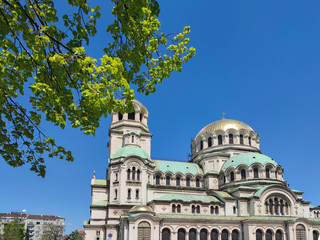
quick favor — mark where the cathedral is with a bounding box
[83,100,320,240]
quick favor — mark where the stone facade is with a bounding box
[0,212,64,239]
[84,100,320,240]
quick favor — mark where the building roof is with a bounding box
[0,212,64,220]
[153,160,203,176]
[221,152,278,171]
[195,118,254,140]
[92,179,107,186]
[154,193,222,203]
[92,200,108,206]
[110,145,151,161]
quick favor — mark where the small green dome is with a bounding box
[110,145,151,161]
[221,153,278,171]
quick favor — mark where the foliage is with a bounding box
[40,231,54,240]
[3,220,25,240]
[65,230,84,240]
[41,224,64,240]
[0,0,195,177]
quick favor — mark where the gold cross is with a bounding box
[222,112,225,119]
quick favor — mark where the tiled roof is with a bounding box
[221,153,278,171]
[92,200,108,206]
[153,160,203,176]
[153,193,221,203]
[156,214,320,222]
[110,146,151,161]
[92,179,107,186]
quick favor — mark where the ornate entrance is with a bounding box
[138,221,151,240]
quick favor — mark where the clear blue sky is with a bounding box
[1,0,320,234]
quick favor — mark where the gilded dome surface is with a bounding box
[129,205,155,214]
[195,119,254,140]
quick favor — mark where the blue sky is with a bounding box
[1,0,320,234]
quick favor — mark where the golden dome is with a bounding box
[129,205,155,214]
[195,118,254,140]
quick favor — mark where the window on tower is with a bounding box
[240,134,244,144]
[128,111,135,120]
[218,135,223,145]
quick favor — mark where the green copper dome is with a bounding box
[110,145,151,161]
[221,153,278,171]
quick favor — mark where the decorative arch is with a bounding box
[137,221,151,240]
[296,224,306,240]
[178,228,186,240]
[256,229,263,240]
[162,228,171,240]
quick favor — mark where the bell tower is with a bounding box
[108,100,152,157]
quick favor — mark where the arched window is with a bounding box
[266,168,270,178]
[200,140,203,150]
[208,137,212,147]
[221,229,229,240]
[136,189,139,199]
[138,221,151,240]
[241,169,246,180]
[162,228,171,240]
[132,135,134,143]
[280,200,284,215]
[248,136,251,146]
[240,134,244,144]
[114,189,117,200]
[266,229,273,240]
[313,230,319,240]
[200,229,208,240]
[178,229,186,240]
[210,206,214,214]
[196,178,200,187]
[177,204,181,213]
[132,167,136,180]
[192,205,195,214]
[215,206,219,215]
[166,176,170,186]
[296,225,306,240]
[276,230,283,240]
[230,172,235,182]
[218,135,223,145]
[140,113,143,122]
[196,205,200,214]
[118,112,123,120]
[115,173,118,181]
[128,111,135,120]
[127,189,131,199]
[233,206,237,214]
[211,229,219,240]
[254,168,259,178]
[186,177,191,187]
[275,171,278,179]
[274,197,279,215]
[189,229,197,240]
[127,169,131,180]
[269,199,274,214]
[229,134,234,144]
[176,177,180,186]
[256,229,263,240]
[137,169,141,181]
[232,230,239,240]
[172,204,176,213]
[156,175,160,185]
